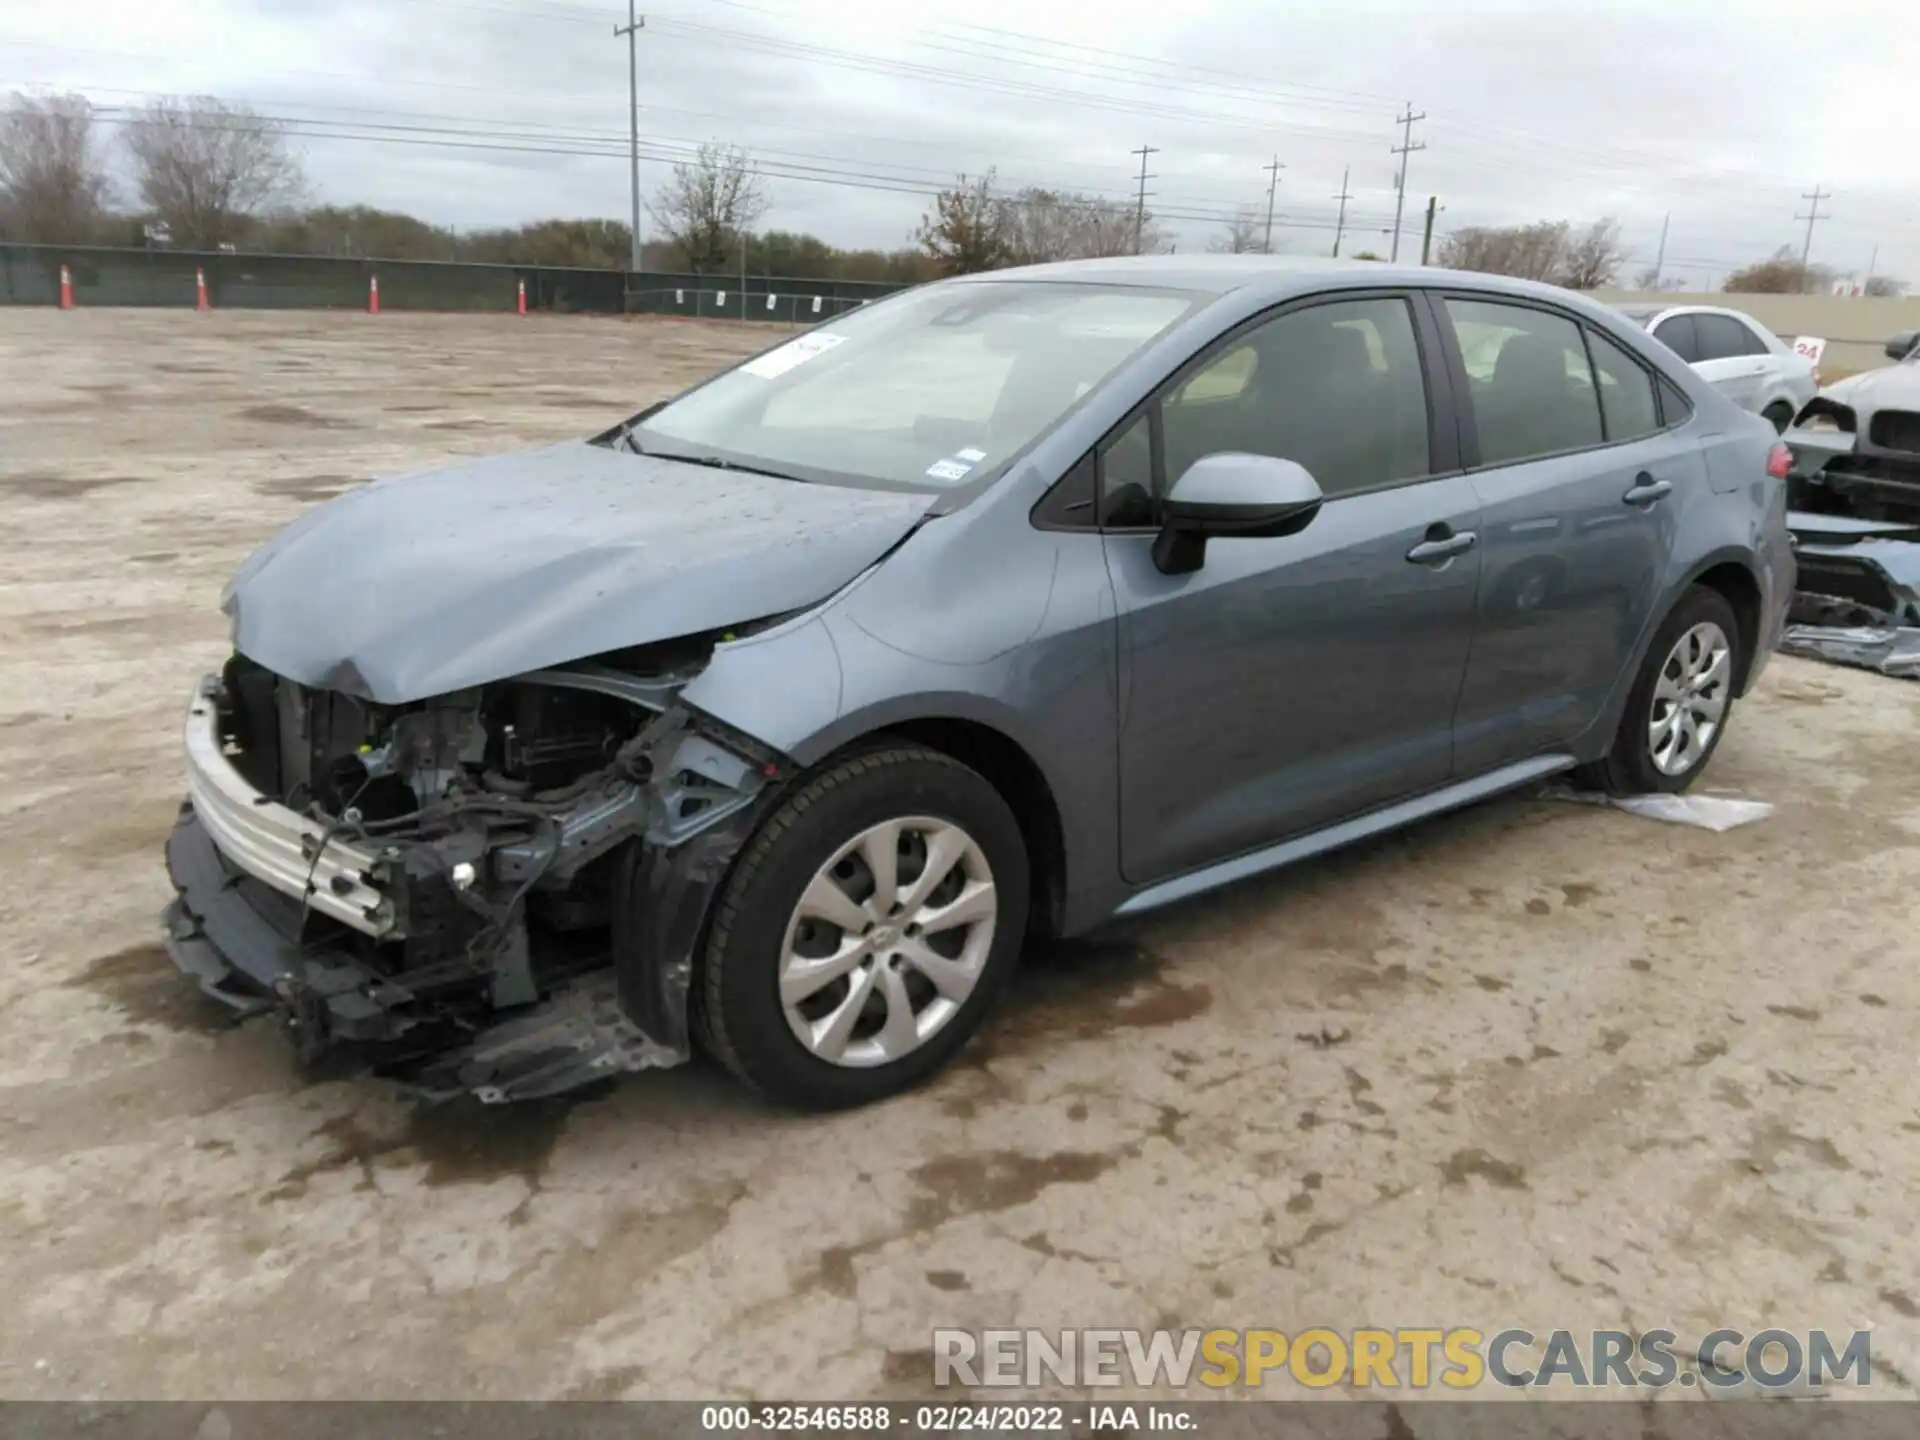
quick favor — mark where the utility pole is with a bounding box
[1388,103,1426,263]
[1261,156,1285,254]
[1651,212,1669,292]
[1866,244,1880,295]
[1130,145,1159,255]
[1330,166,1352,257]
[616,2,645,273]
[1796,184,1831,283]
[1419,196,1438,266]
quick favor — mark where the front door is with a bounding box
[1105,293,1483,886]
[1436,296,1689,772]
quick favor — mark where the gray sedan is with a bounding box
[164,256,1795,1109]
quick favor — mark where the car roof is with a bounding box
[944,253,1611,309]
[1618,302,1760,322]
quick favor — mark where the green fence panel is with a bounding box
[1,244,908,319]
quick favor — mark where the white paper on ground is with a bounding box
[1539,784,1773,831]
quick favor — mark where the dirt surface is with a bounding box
[2,309,1917,1402]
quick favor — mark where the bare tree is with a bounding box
[1437,221,1569,282]
[120,96,303,249]
[647,142,767,273]
[1208,208,1266,255]
[1723,246,1834,295]
[1632,263,1664,291]
[0,91,111,244]
[1002,187,1081,265]
[1558,218,1626,289]
[1086,197,1166,257]
[918,171,1014,275]
[993,185,1169,265]
[1864,275,1908,298]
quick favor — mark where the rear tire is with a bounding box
[1579,586,1741,796]
[695,744,1029,1110]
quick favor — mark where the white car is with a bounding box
[1614,303,1817,432]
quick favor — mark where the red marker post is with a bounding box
[195,266,210,312]
[58,263,74,310]
[517,278,527,316]
[368,274,380,315]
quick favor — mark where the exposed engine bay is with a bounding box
[163,628,792,1101]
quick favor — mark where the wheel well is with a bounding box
[879,718,1067,937]
[1692,562,1763,688]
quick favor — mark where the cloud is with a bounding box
[6,0,1918,282]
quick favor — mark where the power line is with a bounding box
[1131,144,1159,254]
[89,104,1389,232]
[1388,103,1425,264]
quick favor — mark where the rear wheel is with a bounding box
[695,744,1029,1109]
[1580,586,1741,795]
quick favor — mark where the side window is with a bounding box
[1157,297,1431,500]
[1099,410,1155,527]
[1445,298,1603,466]
[1735,318,1776,356]
[1652,314,1703,364]
[1031,451,1098,530]
[1693,314,1759,362]
[1658,375,1694,426]
[1586,328,1661,442]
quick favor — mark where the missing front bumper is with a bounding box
[162,804,691,1099]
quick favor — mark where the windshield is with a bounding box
[634,281,1201,491]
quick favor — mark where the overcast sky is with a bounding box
[5,0,1919,287]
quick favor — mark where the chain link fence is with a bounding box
[0,243,905,321]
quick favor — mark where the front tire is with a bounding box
[1581,586,1741,795]
[695,744,1029,1109]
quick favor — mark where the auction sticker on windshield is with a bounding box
[740,332,848,379]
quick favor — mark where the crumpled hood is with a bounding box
[224,442,936,703]
[1823,362,1920,412]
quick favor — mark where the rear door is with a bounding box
[1105,291,1483,884]
[1689,312,1771,413]
[1437,295,1695,774]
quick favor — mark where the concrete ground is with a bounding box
[1,309,1917,1402]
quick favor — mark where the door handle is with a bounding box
[1406,529,1477,564]
[1622,474,1672,506]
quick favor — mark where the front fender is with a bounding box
[680,505,1125,934]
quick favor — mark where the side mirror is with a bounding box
[1153,453,1323,575]
[1886,330,1918,362]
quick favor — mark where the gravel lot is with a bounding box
[1,308,1917,1402]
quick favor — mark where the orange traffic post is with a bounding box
[368,273,380,315]
[517,278,527,316]
[195,266,210,312]
[58,263,74,310]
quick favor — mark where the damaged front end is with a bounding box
[162,635,789,1100]
[1781,398,1920,676]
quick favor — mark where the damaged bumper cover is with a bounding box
[1781,425,1920,676]
[160,667,786,1100]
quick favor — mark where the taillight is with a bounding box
[1767,443,1792,479]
